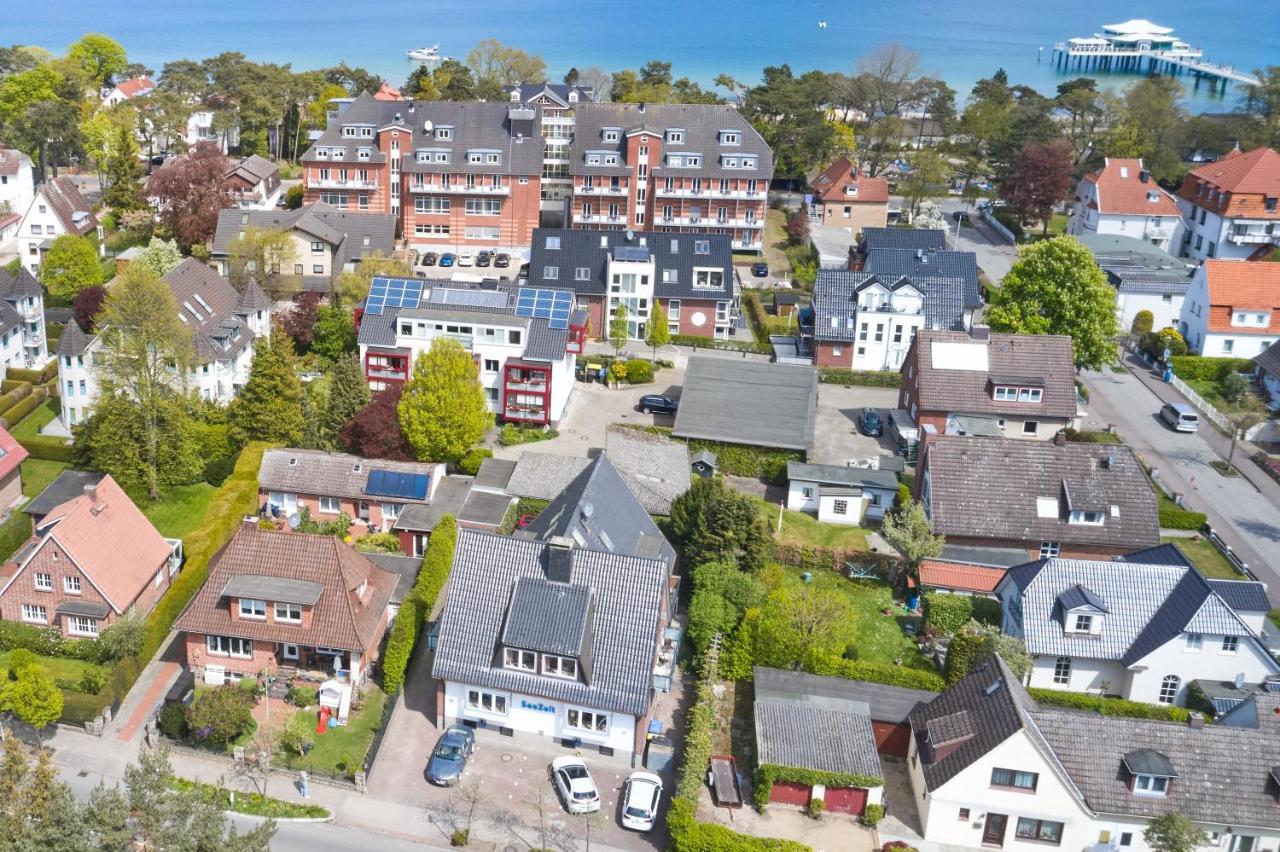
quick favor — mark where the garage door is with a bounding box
[824,786,868,816]
[769,781,811,808]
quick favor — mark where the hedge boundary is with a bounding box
[817,367,901,388]
[1027,687,1191,722]
[18,434,74,462]
[381,515,456,694]
[808,655,945,691]
[1170,355,1255,382]
[1158,498,1207,531]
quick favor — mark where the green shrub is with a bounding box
[187,686,255,747]
[0,384,31,418]
[1131,310,1154,335]
[1027,688,1191,721]
[78,667,106,695]
[817,368,901,388]
[1062,428,1121,445]
[287,685,318,707]
[1170,356,1256,382]
[354,531,401,554]
[0,389,44,429]
[1141,329,1187,360]
[17,435,75,462]
[668,798,810,852]
[0,511,32,563]
[862,803,885,827]
[924,593,973,635]
[499,424,558,446]
[158,701,189,738]
[624,358,655,384]
[669,333,771,354]
[971,597,1002,626]
[0,380,28,394]
[806,797,825,819]
[60,689,113,724]
[1158,499,1206,531]
[457,447,492,475]
[3,367,43,384]
[685,439,800,484]
[808,655,945,691]
[7,648,36,675]
[383,515,457,694]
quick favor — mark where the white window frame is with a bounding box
[1184,633,1202,652]
[21,604,46,624]
[565,707,609,734]
[1221,635,1239,654]
[1134,773,1170,795]
[1053,655,1071,685]
[318,496,341,514]
[543,654,578,680]
[274,602,302,623]
[239,598,267,619]
[1158,675,1180,704]
[1073,614,1093,632]
[467,688,508,715]
[33,572,52,591]
[206,635,253,658]
[64,575,82,594]
[503,648,536,672]
[67,615,98,637]
[1039,541,1060,558]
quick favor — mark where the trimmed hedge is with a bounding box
[817,367,901,388]
[0,379,27,394]
[457,447,492,476]
[1027,688,1191,722]
[0,384,32,418]
[623,358,654,384]
[0,510,33,563]
[0,387,45,429]
[382,515,457,694]
[1158,498,1207,531]
[1170,356,1255,382]
[923,593,972,636]
[670,333,771,355]
[809,655,945,691]
[18,434,74,462]
[685,438,800,485]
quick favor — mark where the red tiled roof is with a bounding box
[1203,261,1280,334]
[1084,158,1180,217]
[1177,148,1280,220]
[0,212,19,231]
[373,82,402,101]
[0,147,29,176]
[918,560,1007,594]
[42,177,97,236]
[115,76,156,99]
[812,156,890,204]
[0,427,28,483]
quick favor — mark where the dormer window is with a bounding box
[601,127,620,143]
[1068,510,1105,525]
[666,129,684,144]
[239,598,267,619]
[1134,774,1170,795]
[543,654,578,679]
[718,130,740,145]
[993,386,1043,402]
[503,648,536,671]
[1124,749,1176,795]
[436,126,452,141]
[1073,614,1094,632]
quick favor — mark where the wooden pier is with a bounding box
[1051,20,1259,92]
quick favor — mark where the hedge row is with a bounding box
[1028,688,1191,722]
[923,593,973,635]
[0,384,32,418]
[0,388,45,429]
[17,434,74,462]
[684,438,801,485]
[817,367,902,388]
[0,510,32,564]
[1170,355,1256,382]
[382,515,457,694]
[4,359,57,385]
[0,379,26,394]
[809,655,945,692]
[1158,498,1207,531]
[670,333,772,355]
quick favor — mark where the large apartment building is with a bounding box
[300,95,543,257]
[503,83,595,217]
[356,277,585,426]
[567,103,773,252]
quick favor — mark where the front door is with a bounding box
[983,813,1008,847]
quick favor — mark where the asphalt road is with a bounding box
[935,198,1017,283]
[1080,365,1280,591]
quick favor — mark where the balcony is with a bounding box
[504,405,548,422]
[732,239,762,251]
[574,185,627,196]
[655,186,763,201]
[1228,230,1279,246]
[310,177,379,190]
[366,367,407,381]
[408,183,510,195]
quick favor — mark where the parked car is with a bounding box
[551,757,601,814]
[494,253,511,269]
[859,408,883,437]
[1160,402,1200,433]
[425,725,475,786]
[951,210,970,222]
[419,251,438,267]
[439,253,456,268]
[638,395,677,415]
[751,262,769,278]
[458,252,475,267]
[476,251,492,267]
[621,771,663,832]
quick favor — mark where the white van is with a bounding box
[1160,402,1199,433]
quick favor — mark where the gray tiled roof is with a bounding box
[755,700,883,780]
[924,437,1159,549]
[570,102,772,180]
[673,357,817,452]
[501,577,594,656]
[526,228,734,302]
[755,666,935,725]
[506,453,590,501]
[0,267,42,300]
[908,330,1078,419]
[1255,339,1280,378]
[864,248,981,309]
[603,426,691,515]
[211,203,396,282]
[55,321,95,357]
[23,470,104,519]
[164,258,255,363]
[1207,579,1271,613]
[432,529,667,716]
[504,82,596,107]
[362,553,421,605]
[809,270,965,343]
[259,448,441,505]
[861,228,946,253]
[238,278,272,311]
[786,461,898,491]
[1077,233,1195,296]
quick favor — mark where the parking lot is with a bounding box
[811,383,903,466]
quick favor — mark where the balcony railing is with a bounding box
[655,186,763,200]
[504,407,547,421]
[1228,230,1279,245]
[574,185,627,195]
[365,368,407,380]
[310,178,378,189]
[409,183,510,195]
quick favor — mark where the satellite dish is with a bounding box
[581,502,594,518]
[287,513,302,530]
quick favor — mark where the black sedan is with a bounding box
[426,725,476,786]
[638,394,678,415]
[476,251,493,267]
[859,408,883,437]
[494,253,511,268]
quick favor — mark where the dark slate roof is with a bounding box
[673,357,817,452]
[23,470,105,518]
[755,699,883,780]
[754,666,935,725]
[221,574,325,606]
[1122,749,1178,777]
[506,453,590,500]
[909,329,1078,418]
[456,490,513,529]
[392,475,472,533]
[362,553,421,605]
[570,102,773,180]
[472,457,517,492]
[501,577,594,656]
[1207,579,1271,613]
[164,258,255,363]
[865,248,980,309]
[941,544,1036,568]
[432,530,667,716]
[785,461,898,491]
[239,278,272,311]
[211,203,397,282]
[503,82,596,107]
[521,455,676,568]
[1077,233,1195,296]
[526,228,734,301]
[1057,583,1108,613]
[0,267,42,300]
[1255,339,1280,378]
[923,437,1159,549]
[1119,542,1193,568]
[861,228,946,253]
[809,270,965,343]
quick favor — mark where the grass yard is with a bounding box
[0,650,101,683]
[777,565,933,671]
[763,207,791,276]
[20,458,70,500]
[1163,535,1243,581]
[10,398,60,441]
[761,498,873,552]
[131,482,218,539]
[282,685,387,779]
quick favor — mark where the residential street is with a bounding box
[936,197,1018,283]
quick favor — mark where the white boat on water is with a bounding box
[407,45,444,63]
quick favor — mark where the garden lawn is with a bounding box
[20,458,70,500]
[767,501,872,551]
[1163,535,1242,581]
[132,483,218,539]
[777,566,933,671]
[284,685,387,778]
[10,398,60,441]
[0,650,100,683]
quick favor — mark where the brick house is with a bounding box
[176,523,396,685]
[257,448,446,538]
[898,328,1079,440]
[0,426,26,510]
[810,157,890,238]
[916,434,1160,562]
[0,475,180,638]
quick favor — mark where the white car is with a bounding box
[621,771,663,832]
[551,756,601,813]
[457,252,475,267]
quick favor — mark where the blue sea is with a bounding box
[13,0,1278,112]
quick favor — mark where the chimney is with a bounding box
[1187,712,1206,729]
[1139,170,1149,183]
[83,483,98,498]
[969,325,990,341]
[546,535,574,584]
[1054,431,1067,447]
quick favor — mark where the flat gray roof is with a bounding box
[673,357,817,452]
[221,575,325,606]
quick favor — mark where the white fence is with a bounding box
[981,207,1017,244]
[1128,342,1233,432]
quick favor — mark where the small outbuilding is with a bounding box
[786,461,899,522]
[673,358,818,454]
[690,450,717,479]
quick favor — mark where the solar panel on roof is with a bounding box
[365,469,430,500]
[364,277,424,315]
[427,288,510,309]
[515,287,574,330]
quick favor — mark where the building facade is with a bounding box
[225,154,282,209]
[1067,158,1183,252]
[1175,147,1280,261]
[0,266,48,372]
[504,83,595,217]
[810,157,890,237]
[16,177,101,277]
[1179,260,1280,358]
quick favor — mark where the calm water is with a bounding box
[14,1,1278,112]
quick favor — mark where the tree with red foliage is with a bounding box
[999,139,1075,236]
[278,292,324,352]
[72,285,107,333]
[340,385,415,460]
[784,206,810,245]
[145,142,234,250]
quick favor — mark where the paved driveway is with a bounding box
[936,198,1018,284]
[1081,365,1280,591]
[812,384,902,466]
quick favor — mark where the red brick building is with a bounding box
[175,523,396,686]
[301,95,543,257]
[0,475,179,637]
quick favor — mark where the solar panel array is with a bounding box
[426,288,511,309]
[515,288,574,330]
[365,469,430,501]
[364,277,424,315]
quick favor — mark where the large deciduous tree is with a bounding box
[146,142,233,251]
[465,39,547,92]
[341,385,415,460]
[225,226,299,300]
[40,235,102,302]
[986,237,1118,370]
[398,338,492,464]
[228,328,304,446]
[999,139,1074,234]
[882,499,944,574]
[72,285,106,333]
[741,65,835,179]
[132,236,183,276]
[66,33,128,88]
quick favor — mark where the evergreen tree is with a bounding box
[73,388,204,490]
[102,125,143,211]
[311,303,356,363]
[645,301,670,358]
[228,328,304,446]
[324,353,370,446]
[398,338,492,464]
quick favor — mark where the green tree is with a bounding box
[899,147,949,217]
[986,237,1118,370]
[102,125,144,211]
[335,252,412,309]
[67,33,128,87]
[324,353,370,447]
[229,328,304,446]
[39,234,102,301]
[645,301,670,358]
[669,477,773,571]
[1131,310,1154,335]
[74,386,205,491]
[133,236,183,276]
[97,263,196,497]
[398,338,493,464]
[465,39,547,89]
[311,303,357,363]
[1144,813,1209,852]
[2,665,63,733]
[0,737,87,848]
[882,499,944,573]
[686,561,765,659]
[755,584,856,670]
[609,303,629,354]
[945,621,1031,683]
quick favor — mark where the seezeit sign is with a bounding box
[520,699,556,714]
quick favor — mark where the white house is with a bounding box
[785,460,898,523]
[997,545,1279,706]
[902,654,1280,852]
[16,177,102,277]
[0,146,35,232]
[1179,260,1280,357]
[1067,157,1183,253]
[1175,146,1280,262]
[0,266,48,371]
[57,259,270,427]
[101,76,156,107]
[1077,233,1194,333]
